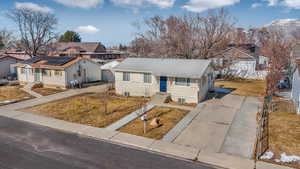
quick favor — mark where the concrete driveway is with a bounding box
[173,94,261,159]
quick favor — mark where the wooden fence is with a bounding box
[254,98,270,162]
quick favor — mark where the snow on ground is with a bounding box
[260,151,274,160]
[279,153,300,163]
[261,151,300,163]
[0,100,16,104]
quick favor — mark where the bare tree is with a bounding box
[291,27,300,41]
[130,8,235,59]
[0,29,15,50]
[7,8,58,57]
[260,30,292,96]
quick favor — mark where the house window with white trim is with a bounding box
[123,72,130,81]
[175,77,190,86]
[144,73,152,83]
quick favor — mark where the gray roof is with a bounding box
[113,58,211,79]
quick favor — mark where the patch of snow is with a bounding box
[0,100,16,104]
[260,151,274,160]
[280,153,300,163]
[275,159,281,163]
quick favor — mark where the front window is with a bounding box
[20,68,25,74]
[175,78,190,86]
[144,73,152,83]
[123,72,130,81]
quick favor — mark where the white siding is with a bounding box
[115,72,159,97]
[65,59,101,86]
[114,65,214,103]
[17,58,101,88]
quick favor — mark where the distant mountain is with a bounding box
[264,19,300,37]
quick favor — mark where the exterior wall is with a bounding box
[115,65,214,103]
[17,59,101,88]
[115,71,159,97]
[0,58,18,78]
[40,70,66,87]
[65,59,101,86]
[102,70,115,83]
[17,67,66,88]
[17,67,35,83]
[230,60,256,74]
[291,70,300,114]
[167,77,200,103]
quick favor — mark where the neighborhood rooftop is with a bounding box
[53,42,106,52]
[113,58,211,79]
[18,56,81,69]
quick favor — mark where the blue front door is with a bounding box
[160,76,167,92]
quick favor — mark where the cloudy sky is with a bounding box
[0,0,299,46]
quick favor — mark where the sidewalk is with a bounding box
[0,108,291,169]
[0,88,292,169]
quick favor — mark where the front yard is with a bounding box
[0,86,33,105]
[215,80,266,97]
[23,92,149,128]
[32,87,66,96]
[119,106,189,139]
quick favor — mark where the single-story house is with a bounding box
[113,58,214,103]
[212,44,268,79]
[0,55,30,79]
[17,56,101,88]
[101,60,120,83]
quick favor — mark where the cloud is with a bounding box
[75,25,99,34]
[110,0,175,8]
[251,3,262,8]
[265,0,278,6]
[182,0,240,12]
[282,0,300,9]
[53,0,103,9]
[15,2,53,13]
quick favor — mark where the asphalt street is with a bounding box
[0,116,217,169]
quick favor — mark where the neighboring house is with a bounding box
[17,56,101,88]
[50,42,127,60]
[213,44,268,79]
[101,60,120,83]
[113,58,214,103]
[0,55,30,79]
[291,61,300,114]
[291,43,300,114]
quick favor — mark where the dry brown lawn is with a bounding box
[165,100,197,108]
[32,87,66,96]
[263,100,300,168]
[119,106,189,139]
[24,92,149,128]
[215,80,266,97]
[0,86,33,105]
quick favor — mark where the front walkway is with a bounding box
[20,83,43,98]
